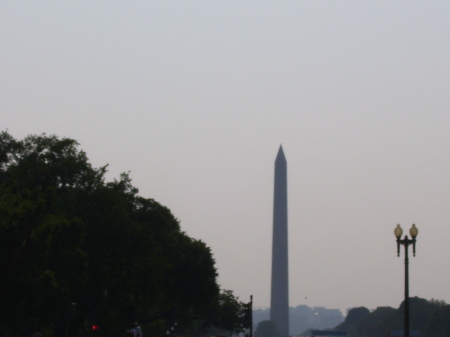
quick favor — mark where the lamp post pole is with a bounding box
[394,224,418,337]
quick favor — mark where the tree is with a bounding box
[0,131,222,337]
[333,298,450,337]
[336,307,370,332]
[207,290,247,336]
[358,307,396,337]
[254,320,280,337]
[423,304,450,337]
[0,132,103,337]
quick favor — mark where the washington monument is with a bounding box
[270,145,289,337]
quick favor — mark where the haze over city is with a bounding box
[2,1,450,314]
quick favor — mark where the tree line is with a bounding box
[336,297,450,337]
[0,131,248,337]
[253,297,450,337]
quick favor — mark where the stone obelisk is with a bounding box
[270,145,289,337]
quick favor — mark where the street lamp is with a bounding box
[394,224,418,337]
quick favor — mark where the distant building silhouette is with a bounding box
[270,146,289,337]
[253,306,344,336]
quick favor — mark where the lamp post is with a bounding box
[394,224,418,337]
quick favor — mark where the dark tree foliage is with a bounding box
[336,307,370,331]
[0,131,224,337]
[423,303,450,337]
[404,297,440,332]
[199,290,249,336]
[254,320,280,337]
[335,297,450,337]
[215,290,245,333]
[358,307,396,337]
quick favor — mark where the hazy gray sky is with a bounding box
[2,1,450,314]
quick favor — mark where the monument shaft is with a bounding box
[270,146,289,337]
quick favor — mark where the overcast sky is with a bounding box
[2,1,450,314]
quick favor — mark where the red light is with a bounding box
[92,325,100,331]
